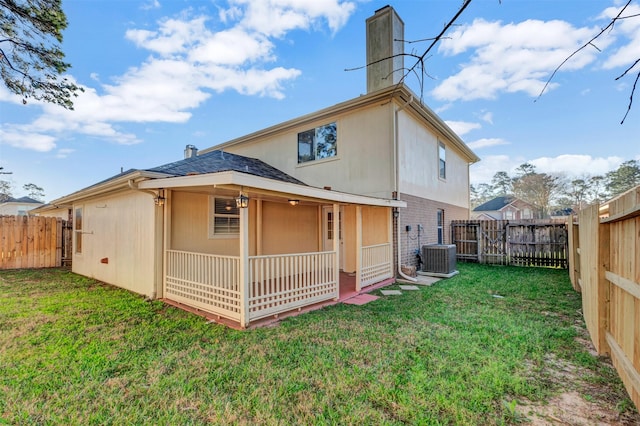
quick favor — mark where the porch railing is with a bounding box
[165,250,241,322]
[248,251,338,321]
[165,249,338,325]
[361,243,393,287]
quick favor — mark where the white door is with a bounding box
[322,206,344,270]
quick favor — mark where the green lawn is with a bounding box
[0,264,635,425]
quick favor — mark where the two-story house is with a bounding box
[39,6,479,328]
[0,196,43,216]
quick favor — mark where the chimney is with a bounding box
[366,5,404,93]
[184,144,198,159]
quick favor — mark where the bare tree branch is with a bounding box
[537,0,638,124]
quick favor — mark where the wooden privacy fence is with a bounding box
[0,215,70,269]
[451,220,568,268]
[569,186,640,409]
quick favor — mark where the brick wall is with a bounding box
[396,193,469,271]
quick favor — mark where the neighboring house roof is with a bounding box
[146,150,306,185]
[473,196,517,212]
[0,196,42,204]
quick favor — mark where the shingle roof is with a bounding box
[146,150,306,185]
[473,196,515,212]
[0,196,43,204]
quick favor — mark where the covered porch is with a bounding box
[140,171,404,328]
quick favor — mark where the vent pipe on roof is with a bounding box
[184,144,198,159]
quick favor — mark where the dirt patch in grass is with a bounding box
[525,391,633,425]
[519,336,640,425]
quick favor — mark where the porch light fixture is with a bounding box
[393,207,399,218]
[235,194,249,209]
[288,199,300,206]
[154,195,165,207]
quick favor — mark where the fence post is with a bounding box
[597,219,611,356]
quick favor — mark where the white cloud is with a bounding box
[530,154,624,176]
[467,138,508,150]
[433,18,609,102]
[2,2,357,151]
[55,148,75,159]
[600,4,640,71]
[479,111,493,124]
[230,0,356,37]
[445,120,481,136]
[0,126,57,152]
[471,153,626,185]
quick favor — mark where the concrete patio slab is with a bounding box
[380,289,402,295]
[399,285,420,291]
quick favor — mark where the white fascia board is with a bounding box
[138,171,407,208]
[47,170,172,206]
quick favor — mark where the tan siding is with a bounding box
[72,191,158,297]
[225,103,395,199]
[362,206,389,246]
[171,191,239,256]
[261,201,319,255]
[397,109,470,209]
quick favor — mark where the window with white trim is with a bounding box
[438,141,446,179]
[74,206,83,254]
[209,197,240,238]
[298,122,337,163]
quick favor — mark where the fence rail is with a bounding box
[0,216,69,269]
[451,220,567,268]
[569,186,640,409]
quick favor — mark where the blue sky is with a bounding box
[1,0,638,201]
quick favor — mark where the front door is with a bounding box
[322,206,344,270]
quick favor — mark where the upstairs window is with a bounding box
[438,141,446,179]
[209,197,240,238]
[298,122,337,164]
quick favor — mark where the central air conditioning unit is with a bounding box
[418,244,459,278]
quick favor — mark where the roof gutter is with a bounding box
[47,170,171,206]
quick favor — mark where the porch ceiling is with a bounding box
[138,170,406,208]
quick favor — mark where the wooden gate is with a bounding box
[451,220,568,268]
[0,216,70,269]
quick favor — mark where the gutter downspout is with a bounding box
[128,179,159,199]
[394,95,417,282]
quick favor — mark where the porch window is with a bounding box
[209,197,240,238]
[298,122,337,163]
[75,206,83,254]
[438,141,446,179]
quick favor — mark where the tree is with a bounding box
[0,0,81,109]
[491,171,512,196]
[511,163,562,218]
[470,182,494,209]
[564,178,589,210]
[0,179,13,202]
[606,160,640,198]
[588,175,607,204]
[23,182,44,201]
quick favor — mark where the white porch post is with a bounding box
[160,190,172,300]
[333,203,340,300]
[239,202,250,328]
[355,205,362,292]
